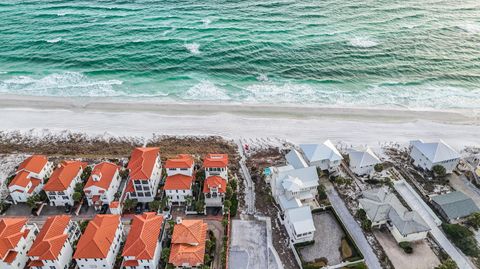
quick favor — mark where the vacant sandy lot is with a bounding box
[374,230,440,269]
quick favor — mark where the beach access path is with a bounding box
[324,181,382,269]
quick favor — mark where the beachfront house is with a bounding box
[359,188,430,242]
[126,147,162,203]
[203,175,227,209]
[8,155,54,204]
[169,218,207,268]
[84,162,121,211]
[409,140,460,174]
[300,140,344,172]
[431,191,480,223]
[27,215,80,269]
[0,218,39,269]
[204,154,228,179]
[44,161,87,206]
[74,215,124,269]
[164,174,194,205]
[122,213,164,269]
[165,154,195,177]
[284,206,316,244]
[348,147,381,176]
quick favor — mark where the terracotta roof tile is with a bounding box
[165,154,194,169]
[0,218,28,261]
[73,215,121,259]
[17,155,48,174]
[44,161,87,192]
[3,250,17,264]
[203,154,228,168]
[84,162,119,191]
[203,176,227,193]
[164,174,194,190]
[169,220,207,267]
[127,147,159,180]
[28,215,70,260]
[122,213,163,259]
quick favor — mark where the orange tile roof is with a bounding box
[169,220,207,267]
[28,215,70,260]
[9,171,36,189]
[164,174,194,190]
[122,213,164,259]
[165,154,194,169]
[44,161,87,192]
[203,176,227,193]
[73,215,121,259]
[0,218,28,261]
[27,178,41,194]
[28,260,44,266]
[3,250,17,264]
[17,155,48,174]
[127,147,160,180]
[84,162,119,191]
[203,154,228,168]
[123,260,139,266]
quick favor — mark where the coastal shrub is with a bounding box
[374,163,384,172]
[81,166,92,182]
[72,192,82,203]
[467,212,480,230]
[432,165,447,178]
[399,241,413,254]
[442,223,480,257]
[435,258,457,269]
[149,200,161,212]
[317,184,328,201]
[340,238,353,259]
[161,248,170,263]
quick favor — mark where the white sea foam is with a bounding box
[459,23,480,34]
[0,72,123,97]
[162,27,176,36]
[202,18,212,26]
[46,37,62,43]
[349,37,378,48]
[57,12,67,16]
[243,82,317,104]
[182,80,230,100]
[185,43,201,54]
[256,74,269,82]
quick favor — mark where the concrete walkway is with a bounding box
[324,181,382,269]
[236,139,255,214]
[394,180,474,269]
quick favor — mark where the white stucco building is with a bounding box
[409,140,460,174]
[203,175,226,208]
[27,215,80,269]
[74,215,124,269]
[164,174,194,205]
[122,213,164,269]
[348,147,381,176]
[300,140,344,172]
[8,155,54,204]
[44,161,87,206]
[0,218,38,269]
[126,147,162,203]
[84,162,121,210]
[284,206,316,244]
[203,154,228,180]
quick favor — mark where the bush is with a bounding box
[432,165,447,178]
[149,200,161,212]
[435,258,457,269]
[399,241,413,254]
[442,223,480,257]
[468,212,480,230]
[317,184,327,201]
[81,166,92,181]
[340,238,353,259]
[374,163,384,172]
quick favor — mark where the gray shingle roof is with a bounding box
[431,191,480,220]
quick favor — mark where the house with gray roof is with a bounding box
[300,140,343,172]
[359,188,430,243]
[431,191,480,223]
[409,140,460,174]
[348,147,381,176]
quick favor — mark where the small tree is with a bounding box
[317,184,328,200]
[432,165,446,178]
[123,198,136,212]
[195,200,205,214]
[161,247,170,263]
[374,163,384,173]
[79,220,89,233]
[81,166,92,182]
[223,200,232,213]
[26,194,40,209]
[468,212,480,230]
[74,182,84,193]
[149,200,161,212]
[72,192,82,203]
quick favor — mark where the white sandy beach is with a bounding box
[0,94,479,150]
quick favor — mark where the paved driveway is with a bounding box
[229,219,269,269]
[325,182,382,269]
[394,180,474,269]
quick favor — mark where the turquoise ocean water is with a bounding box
[1,0,480,110]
